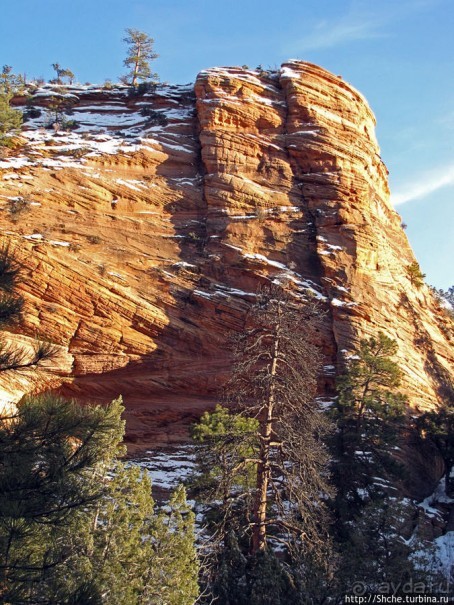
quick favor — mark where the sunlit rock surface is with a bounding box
[1,61,452,455]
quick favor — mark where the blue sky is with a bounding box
[1,0,452,288]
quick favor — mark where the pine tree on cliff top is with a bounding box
[122,28,159,87]
[50,63,75,85]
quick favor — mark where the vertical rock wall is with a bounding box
[0,61,452,447]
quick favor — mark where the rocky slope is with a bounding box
[0,61,452,455]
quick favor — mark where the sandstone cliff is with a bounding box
[0,61,452,452]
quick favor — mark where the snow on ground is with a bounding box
[135,445,197,492]
[419,479,454,518]
[48,240,70,247]
[115,178,148,191]
[72,109,143,129]
[223,245,327,300]
[315,396,337,410]
[167,176,201,187]
[231,214,256,220]
[433,532,454,581]
[214,284,256,298]
[173,261,197,269]
[317,235,344,256]
[134,445,454,574]
[246,133,282,152]
[7,129,144,172]
[330,297,358,308]
[193,289,214,300]
[23,233,43,240]
[414,478,454,581]
[0,127,193,172]
[280,65,301,80]
[1,83,196,174]
[244,252,289,271]
[0,157,32,170]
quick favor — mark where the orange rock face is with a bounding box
[0,61,452,452]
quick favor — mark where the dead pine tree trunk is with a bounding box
[218,284,333,563]
[132,42,141,87]
[251,311,280,553]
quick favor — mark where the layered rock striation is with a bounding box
[0,61,452,450]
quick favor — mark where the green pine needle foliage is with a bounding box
[0,395,199,604]
[333,332,408,515]
[122,29,159,87]
[0,66,23,146]
[0,244,23,326]
[0,245,21,293]
[191,404,259,503]
[406,261,426,289]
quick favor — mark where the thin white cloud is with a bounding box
[391,163,454,206]
[438,111,454,130]
[287,17,384,53]
[284,0,443,54]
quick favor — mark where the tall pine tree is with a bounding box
[192,285,334,604]
[333,332,407,518]
[122,29,159,87]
